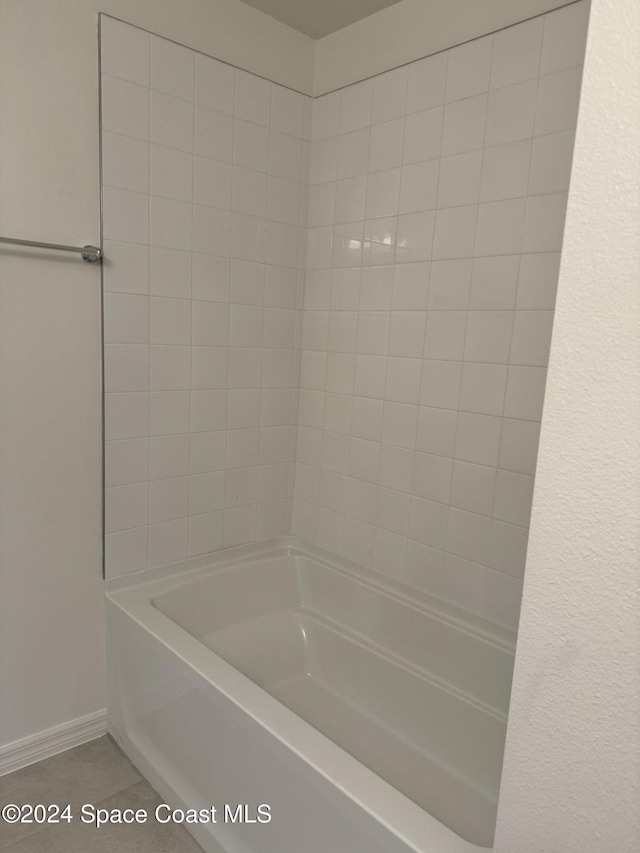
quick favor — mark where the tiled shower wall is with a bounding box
[101,16,311,576]
[101,3,588,629]
[291,1,588,629]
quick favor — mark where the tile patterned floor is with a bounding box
[0,736,202,851]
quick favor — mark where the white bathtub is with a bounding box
[106,537,515,852]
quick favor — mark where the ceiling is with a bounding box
[238,0,405,39]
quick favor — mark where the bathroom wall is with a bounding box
[292,1,589,630]
[495,0,640,847]
[102,17,311,576]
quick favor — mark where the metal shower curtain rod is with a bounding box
[0,235,102,263]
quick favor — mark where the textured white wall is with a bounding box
[313,0,579,95]
[495,0,640,848]
[0,0,311,752]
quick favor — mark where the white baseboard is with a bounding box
[0,709,107,777]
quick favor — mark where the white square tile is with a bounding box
[103,187,149,245]
[337,129,369,179]
[328,311,358,352]
[225,466,258,506]
[264,308,295,349]
[404,540,446,596]
[522,192,568,253]
[416,406,457,457]
[308,182,336,227]
[475,198,526,256]
[332,221,364,268]
[235,69,271,126]
[376,487,410,536]
[490,18,543,89]
[102,74,149,140]
[429,259,472,309]
[354,354,387,399]
[406,53,447,114]
[105,437,149,488]
[150,35,194,101]
[149,434,189,480]
[424,310,466,360]
[230,213,266,262]
[351,396,384,443]
[516,252,560,309]
[191,389,228,432]
[363,217,398,266]
[412,451,452,502]
[372,529,407,579]
[381,401,418,449]
[450,460,496,516]
[499,418,540,475]
[192,254,230,302]
[331,267,361,310]
[396,211,435,264]
[190,430,226,473]
[150,296,191,345]
[261,426,292,464]
[228,346,262,388]
[534,67,583,136]
[485,79,537,146]
[258,462,289,503]
[312,91,341,140]
[469,255,519,309]
[149,518,188,566]
[446,507,491,563]
[369,119,404,172]
[150,345,190,390]
[445,36,492,103]
[194,106,234,162]
[150,144,192,201]
[483,569,522,629]
[384,357,421,403]
[379,444,414,492]
[104,292,149,344]
[339,79,372,133]
[372,66,408,124]
[441,95,487,156]
[149,390,190,435]
[150,195,192,251]
[105,482,148,533]
[150,90,194,152]
[188,511,224,557]
[464,310,514,363]
[257,500,288,540]
[398,161,439,215]
[504,365,547,420]
[480,139,531,202]
[389,311,426,358]
[437,150,482,209]
[489,519,529,578]
[403,107,443,164]
[230,304,264,348]
[192,300,230,346]
[356,312,390,355]
[326,352,355,395]
[261,388,292,427]
[234,118,270,172]
[195,54,235,114]
[459,363,507,415]
[494,469,534,527]
[266,221,298,268]
[454,411,502,467]
[348,438,380,484]
[510,310,554,366]
[271,84,305,137]
[365,168,401,219]
[100,17,149,86]
[408,496,448,549]
[105,392,149,440]
[103,241,149,295]
[105,527,148,576]
[342,517,374,567]
[392,263,430,310]
[150,247,191,299]
[149,476,188,524]
[193,206,232,256]
[540,1,589,75]
[193,157,232,209]
[433,205,477,260]
[323,392,353,434]
[232,166,268,217]
[268,176,301,226]
[102,131,149,194]
[270,131,303,181]
[419,359,462,409]
[529,131,575,195]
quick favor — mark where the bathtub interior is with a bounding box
[151,547,514,847]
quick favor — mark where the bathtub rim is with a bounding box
[106,535,513,853]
